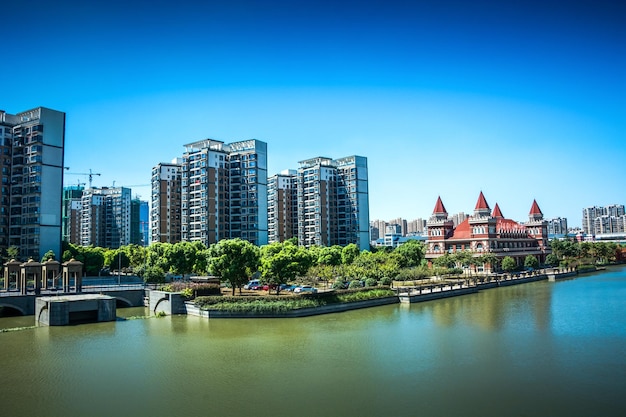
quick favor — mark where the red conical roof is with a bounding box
[529,199,542,215]
[474,191,490,210]
[492,203,504,218]
[433,196,447,214]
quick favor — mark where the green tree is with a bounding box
[124,244,147,269]
[545,253,559,267]
[318,245,343,266]
[501,256,516,272]
[393,240,424,268]
[260,241,313,294]
[477,252,499,272]
[341,243,360,265]
[208,238,260,295]
[144,265,166,283]
[451,250,474,271]
[7,246,19,260]
[166,241,200,276]
[524,255,539,270]
[145,242,171,272]
[41,250,56,262]
[433,253,455,269]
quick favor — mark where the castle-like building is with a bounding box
[425,192,550,271]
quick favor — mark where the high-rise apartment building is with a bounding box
[546,217,568,236]
[582,205,626,236]
[151,161,182,243]
[152,139,268,247]
[62,185,84,244]
[295,155,369,250]
[407,218,426,235]
[0,107,65,260]
[268,169,298,243]
[388,217,408,236]
[80,187,131,248]
[130,198,149,246]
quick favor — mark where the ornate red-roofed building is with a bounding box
[425,192,550,272]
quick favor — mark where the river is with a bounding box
[1,266,625,417]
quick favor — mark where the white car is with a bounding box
[293,285,318,293]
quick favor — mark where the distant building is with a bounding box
[62,185,84,244]
[130,198,149,246]
[582,204,626,236]
[547,217,568,237]
[267,170,298,243]
[425,192,550,271]
[0,107,65,260]
[370,219,388,241]
[139,200,149,246]
[407,218,426,235]
[450,212,468,227]
[80,187,132,249]
[388,217,407,236]
[383,224,402,248]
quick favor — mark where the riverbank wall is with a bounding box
[185,268,585,318]
[185,296,399,318]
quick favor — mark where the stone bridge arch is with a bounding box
[0,301,27,316]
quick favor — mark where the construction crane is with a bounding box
[66,169,101,188]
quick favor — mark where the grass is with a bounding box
[194,287,396,313]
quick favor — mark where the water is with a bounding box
[1,267,625,417]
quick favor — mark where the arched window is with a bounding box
[476,243,483,252]
[433,244,441,252]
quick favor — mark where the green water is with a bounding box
[1,267,625,417]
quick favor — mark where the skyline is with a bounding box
[3,0,625,228]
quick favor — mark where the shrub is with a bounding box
[364,278,377,287]
[180,288,194,300]
[193,287,396,313]
[348,280,363,289]
[379,276,393,286]
[332,279,346,290]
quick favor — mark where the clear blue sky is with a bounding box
[3,0,624,228]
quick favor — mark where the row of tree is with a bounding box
[35,238,623,293]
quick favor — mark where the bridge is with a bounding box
[0,284,147,316]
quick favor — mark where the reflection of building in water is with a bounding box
[425,192,550,271]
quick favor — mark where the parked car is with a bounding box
[293,285,318,294]
[280,284,297,292]
[244,279,261,290]
[262,283,279,291]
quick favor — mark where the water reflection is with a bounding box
[0,268,625,417]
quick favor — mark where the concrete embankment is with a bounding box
[182,268,588,318]
[185,296,399,318]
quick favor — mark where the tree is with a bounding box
[7,246,19,260]
[318,245,343,267]
[393,240,424,268]
[144,265,166,283]
[451,250,474,271]
[524,255,539,270]
[433,253,455,269]
[477,252,499,273]
[41,250,56,262]
[208,238,260,295]
[341,243,360,265]
[501,256,516,272]
[260,241,313,294]
[545,254,559,267]
[166,241,200,276]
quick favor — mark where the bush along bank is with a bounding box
[193,287,397,316]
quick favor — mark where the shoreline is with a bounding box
[182,267,585,319]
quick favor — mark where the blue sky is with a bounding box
[3,0,624,227]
